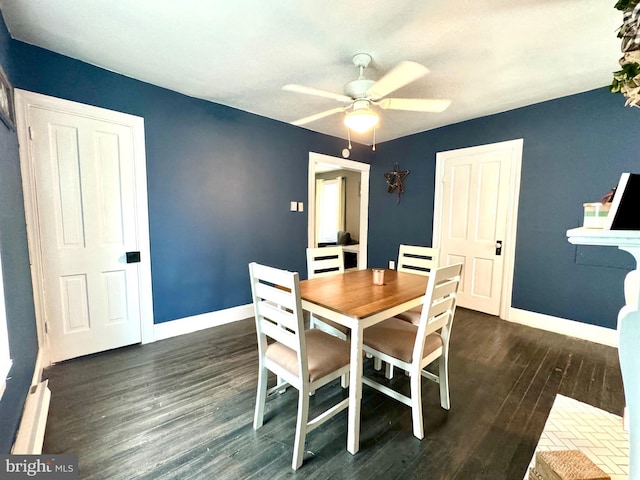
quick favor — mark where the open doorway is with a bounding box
[308,152,370,270]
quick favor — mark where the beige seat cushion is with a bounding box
[315,316,349,335]
[395,305,422,326]
[266,329,350,382]
[363,317,442,363]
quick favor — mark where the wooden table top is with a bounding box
[299,268,428,319]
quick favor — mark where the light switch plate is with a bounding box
[290,201,297,212]
[297,202,304,212]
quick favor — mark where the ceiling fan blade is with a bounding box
[283,84,352,103]
[367,61,429,100]
[378,98,451,113]
[291,107,345,126]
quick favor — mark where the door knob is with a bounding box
[126,251,141,263]
[495,241,503,256]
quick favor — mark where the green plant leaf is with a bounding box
[615,0,640,11]
[623,62,640,77]
[610,61,640,95]
[610,78,622,93]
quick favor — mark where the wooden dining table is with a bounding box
[299,268,429,454]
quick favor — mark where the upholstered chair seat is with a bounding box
[364,318,442,364]
[266,329,350,382]
[394,306,422,326]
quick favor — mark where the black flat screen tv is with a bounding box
[604,173,640,230]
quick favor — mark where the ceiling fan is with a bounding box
[283,53,451,134]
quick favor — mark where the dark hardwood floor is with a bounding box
[42,309,624,479]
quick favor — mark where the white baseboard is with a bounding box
[152,304,618,348]
[153,304,254,342]
[508,308,618,348]
[12,379,51,455]
[12,349,50,455]
[30,349,44,387]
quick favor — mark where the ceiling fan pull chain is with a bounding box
[372,127,376,151]
[347,127,352,149]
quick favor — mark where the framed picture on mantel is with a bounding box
[605,172,640,230]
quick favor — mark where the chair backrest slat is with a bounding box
[432,278,459,300]
[307,246,344,278]
[255,298,298,333]
[254,281,296,311]
[397,245,439,276]
[428,296,455,323]
[426,312,450,335]
[260,317,299,351]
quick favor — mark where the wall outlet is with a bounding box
[389,260,395,270]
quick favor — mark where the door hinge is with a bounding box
[28,126,34,140]
[44,322,49,334]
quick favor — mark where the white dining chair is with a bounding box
[395,244,440,325]
[306,246,349,340]
[376,245,441,378]
[397,244,439,276]
[249,262,350,470]
[362,262,463,440]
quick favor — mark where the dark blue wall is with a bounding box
[5,37,373,324]
[0,15,38,453]
[369,90,638,328]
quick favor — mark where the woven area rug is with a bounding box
[524,395,629,480]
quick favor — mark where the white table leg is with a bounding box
[347,324,363,454]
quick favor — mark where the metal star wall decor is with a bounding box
[384,163,409,203]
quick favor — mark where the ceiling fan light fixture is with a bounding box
[286,53,448,135]
[344,108,379,133]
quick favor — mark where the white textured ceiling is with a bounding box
[0,0,623,144]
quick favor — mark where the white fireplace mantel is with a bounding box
[567,227,640,255]
[567,227,640,479]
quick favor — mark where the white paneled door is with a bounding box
[435,140,522,316]
[19,92,152,362]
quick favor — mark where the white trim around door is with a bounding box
[433,139,523,320]
[14,89,154,366]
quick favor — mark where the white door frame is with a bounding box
[432,139,523,319]
[14,89,155,365]
[308,152,369,270]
